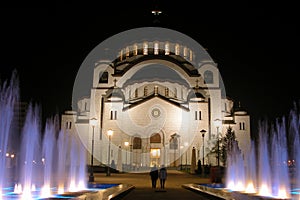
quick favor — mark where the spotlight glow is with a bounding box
[245,182,256,193]
[278,188,289,199]
[235,182,245,191]
[259,184,271,197]
[40,185,51,198]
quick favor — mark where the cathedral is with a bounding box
[61,27,251,172]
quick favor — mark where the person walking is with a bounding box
[159,165,167,189]
[149,165,159,189]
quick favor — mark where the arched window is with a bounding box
[135,89,138,98]
[154,42,159,55]
[174,88,177,98]
[150,133,161,143]
[175,44,180,55]
[239,122,245,130]
[204,70,214,84]
[143,42,148,55]
[133,137,142,149]
[165,87,169,96]
[99,72,108,83]
[110,110,117,120]
[169,136,178,149]
[126,46,130,57]
[144,86,148,96]
[183,47,188,58]
[165,43,170,55]
[189,50,193,61]
[133,44,138,55]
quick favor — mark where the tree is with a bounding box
[221,126,238,166]
[207,126,238,166]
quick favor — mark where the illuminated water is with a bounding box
[1,183,118,199]
[0,72,88,199]
[226,106,300,199]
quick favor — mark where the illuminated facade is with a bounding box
[61,39,251,171]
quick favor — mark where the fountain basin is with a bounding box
[182,183,293,200]
[1,183,134,200]
[76,183,135,200]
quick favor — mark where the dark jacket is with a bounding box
[150,167,159,180]
[159,167,167,180]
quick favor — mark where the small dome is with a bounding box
[105,87,124,100]
[233,102,248,115]
[188,91,205,101]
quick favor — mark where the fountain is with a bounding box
[184,104,300,200]
[224,112,297,199]
[0,71,131,199]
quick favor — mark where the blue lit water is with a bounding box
[1,184,119,199]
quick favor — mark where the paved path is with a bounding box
[93,169,218,200]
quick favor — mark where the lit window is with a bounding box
[126,47,130,57]
[133,44,138,55]
[189,50,193,61]
[154,42,159,55]
[154,86,158,95]
[120,50,123,61]
[165,42,170,55]
[183,47,187,58]
[143,42,148,55]
[150,149,160,158]
[175,44,180,55]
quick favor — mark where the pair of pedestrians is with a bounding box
[149,165,167,189]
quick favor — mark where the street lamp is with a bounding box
[89,117,98,182]
[124,141,129,171]
[200,129,206,168]
[106,129,113,176]
[214,118,222,167]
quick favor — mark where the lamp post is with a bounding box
[107,129,113,176]
[124,141,129,171]
[214,119,222,167]
[200,129,206,167]
[89,118,98,182]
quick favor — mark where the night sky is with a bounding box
[1,1,299,134]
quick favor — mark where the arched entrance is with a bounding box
[150,133,161,167]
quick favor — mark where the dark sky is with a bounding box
[1,1,299,133]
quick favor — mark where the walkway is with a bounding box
[93,169,219,200]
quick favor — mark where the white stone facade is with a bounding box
[61,40,251,171]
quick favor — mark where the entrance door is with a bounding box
[150,148,160,167]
